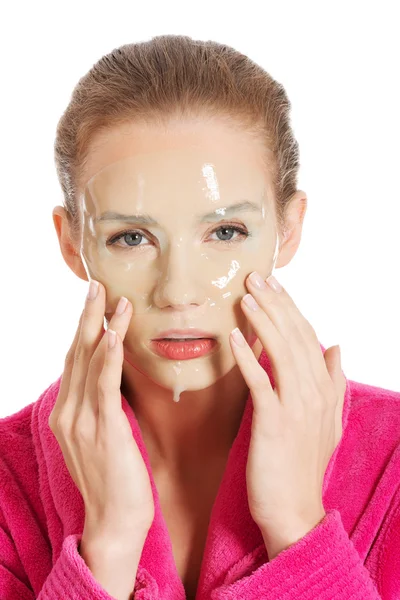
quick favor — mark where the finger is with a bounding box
[50,309,85,424]
[66,280,107,415]
[84,295,133,413]
[246,272,327,373]
[103,296,133,345]
[229,326,276,415]
[240,293,301,395]
[97,328,125,422]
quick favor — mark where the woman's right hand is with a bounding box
[48,280,155,544]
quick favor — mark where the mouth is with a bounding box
[149,331,218,360]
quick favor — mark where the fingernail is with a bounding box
[87,280,99,300]
[243,294,259,311]
[115,296,128,315]
[249,271,268,290]
[266,275,282,293]
[231,327,246,347]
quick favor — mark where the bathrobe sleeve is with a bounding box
[211,508,399,600]
[0,524,160,599]
[37,534,160,599]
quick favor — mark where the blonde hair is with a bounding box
[54,34,300,240]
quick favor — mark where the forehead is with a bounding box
[80,117,272,191]
[81,119,274,218]
[86,148,266,209]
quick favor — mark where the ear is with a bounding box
[274,191,308,269]
[52,206,88,282]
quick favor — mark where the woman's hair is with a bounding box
[54,34,300,242]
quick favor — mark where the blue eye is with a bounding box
[107,230,151,249]
[209,225,249,244]
[106,223,250,250]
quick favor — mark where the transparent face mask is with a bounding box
[79,146,280,401]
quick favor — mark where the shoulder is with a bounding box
[0,377,62,514]
[0,402,37,466]
[0,376,62,448]
[348,378,400,432]
[349,378,400,407]
[345,377,400,470]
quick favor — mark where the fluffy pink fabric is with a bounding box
[1,342,399,599]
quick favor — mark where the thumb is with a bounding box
[324,345,346,391]
[324,345,346,446]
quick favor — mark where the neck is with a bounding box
[121,339,263,477]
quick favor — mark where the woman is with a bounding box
[0,35,399,600]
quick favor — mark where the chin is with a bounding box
[122,335,240,392]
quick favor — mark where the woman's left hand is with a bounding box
[229,271,347,560]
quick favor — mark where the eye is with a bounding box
[106,224,250,251]
[106,230,151,249]
[208,225,249,244]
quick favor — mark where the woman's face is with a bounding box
[78,118,279,394]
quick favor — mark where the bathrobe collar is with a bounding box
[33,341,351,598]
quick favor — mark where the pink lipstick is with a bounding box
[150,329,218,360]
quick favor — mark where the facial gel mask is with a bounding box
[79,146,280,402]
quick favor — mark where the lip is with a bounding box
[152,328,217,340]
[149,338,218,360]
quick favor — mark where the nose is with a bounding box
[152,241,208,311]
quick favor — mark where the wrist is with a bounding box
[78,532,144,600]
[80,525,148,559]
[261,512,326,560]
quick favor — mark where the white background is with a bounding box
[1,1,399,417]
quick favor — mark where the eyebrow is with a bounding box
[92,201,263,225]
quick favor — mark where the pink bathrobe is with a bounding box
[0,341,399,599]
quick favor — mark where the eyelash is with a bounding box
[106,224,250,250]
